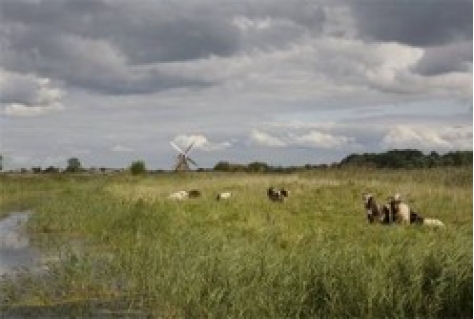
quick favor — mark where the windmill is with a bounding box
[169,140,198,172]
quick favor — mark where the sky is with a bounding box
[0,0,472,170]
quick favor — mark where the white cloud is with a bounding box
[382,125,472,150]
[158,36,471,106]
[250,129,286,147]
[172,134,231,152]
[3,103,64,117]
[233,16,273,31]
[111,145,133,153]
[291,130,354,148]
[251,129,355,149]
[0,69,65,117]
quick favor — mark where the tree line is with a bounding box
[213,150,472,172]
[1,150,471,174]
[338,150,472,169]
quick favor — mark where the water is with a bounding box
[0,212,40,276]
[0,212,143,317]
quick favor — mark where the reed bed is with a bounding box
[0,167,471,318]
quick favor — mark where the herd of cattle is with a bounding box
[168,187,444,227]
[168,187,289,202]
[364,193,444,227]
[168,187,290,202]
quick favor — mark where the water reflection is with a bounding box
[0,213,143,317]
[0,212,40,276]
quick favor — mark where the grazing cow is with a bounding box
[267,187,289,202]
[187,189,201,198]
[388,193,410,224]
[389,194,444,227]
[168,189,201,200]
[363,193,393,224]
[216,191,232,200]
[168,190,189,200]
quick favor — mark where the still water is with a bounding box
[0,212,40,276]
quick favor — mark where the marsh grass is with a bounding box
[0,168,472,318]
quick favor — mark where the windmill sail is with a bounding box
[170,141,185,155]
[170,140,198,171]
[186,156,198,167]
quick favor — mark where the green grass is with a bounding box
[0,167,472,318]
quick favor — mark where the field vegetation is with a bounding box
[0,167,472,318]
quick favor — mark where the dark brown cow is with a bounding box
[268,187,289,202]
[363,193,393,224]
[188,189,201,198]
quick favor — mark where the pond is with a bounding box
[0,212,41,276]
[0,212,138,317]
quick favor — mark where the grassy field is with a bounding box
[0,167,472,318]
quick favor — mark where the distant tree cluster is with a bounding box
[213,150,472,172]
[213,161,331,173]
[213,161,272,172]
[66,157,83,172]
[130,161,146,175]
[339,150,472,169]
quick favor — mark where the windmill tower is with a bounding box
[170,140,198,172]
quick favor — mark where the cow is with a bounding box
[216,192,232,200]
[389,194,444,227]
[267,187,289,202]
[363,193,393,224]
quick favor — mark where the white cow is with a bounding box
[168,190,189,201]
[216,192,232,200]
[390,193,444,227]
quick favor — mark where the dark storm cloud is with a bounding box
[1,27,213,95]
[0,0,240,64]
[352,0,472,47]
[0,0,330,95]
[111,17,240,64]
[0,0,325,64]
[0,0,107,27]
[0,0,471,98]
[0,0,236,94]
[413,41,472,76]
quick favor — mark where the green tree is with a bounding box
[214,161,231,171]
[339,150,472,169]
[44,166,60,173]
[66,157,82,172]
[32,166,42,174]
[247,161,269,172]
[130,161,146,175]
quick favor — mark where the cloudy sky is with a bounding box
[1,0,472,170]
